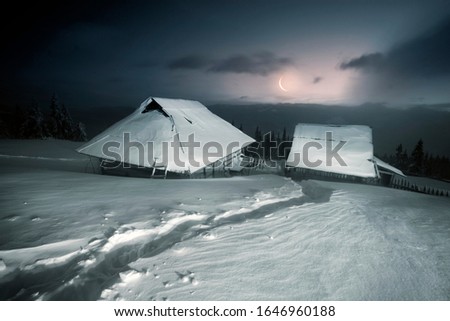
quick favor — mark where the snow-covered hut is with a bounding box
[77,97,255,178]
[286,123,405,184]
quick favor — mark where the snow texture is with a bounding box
[287,124,377,177]
[0,139,449,301]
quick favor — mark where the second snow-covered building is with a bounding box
[286,123,405,184]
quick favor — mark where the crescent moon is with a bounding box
[279,77,288,92]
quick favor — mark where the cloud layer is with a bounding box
[168,51,293,76]
[313,76,323,84]
[339,16,450,104]
[167,55,211,70]
[340,17,450,78]
[340,53,384,72]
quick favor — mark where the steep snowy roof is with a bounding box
[373,156,406,177]
[77,97,254,173]
[286,124,377,178]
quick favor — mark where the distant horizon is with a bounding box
[2,98,449,157]
[3,95,450,112]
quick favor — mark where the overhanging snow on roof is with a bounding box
[77,97,255,174]
[286,124,377,178]
[373,156,406,177]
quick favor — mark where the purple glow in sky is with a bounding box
[1,0,449,108]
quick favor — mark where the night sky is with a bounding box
[1,0,450,108]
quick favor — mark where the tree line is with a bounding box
[233,122,449,181]
[0,94,87,141]
[231,121,293,161]
[382,139,450,180]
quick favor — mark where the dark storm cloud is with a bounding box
[340,53,384,72]
[0,1,123,74]
[167,55,211,70]
[209,52,293,76]
[168,52,293,76]
[313,76,323,84]
[340,17,450,78]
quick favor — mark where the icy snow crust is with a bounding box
[77,97,255,173]
[287,124,377,178]
[1,140,450,300]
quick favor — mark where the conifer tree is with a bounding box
[411,139,424,174]
[47,94,64,138]
[254,126,262,142]
[13,105,26,138]
[74,122,88,141]
[60,103,76,140]
[21,101,46,139]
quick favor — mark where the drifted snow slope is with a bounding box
[0,139,449,300]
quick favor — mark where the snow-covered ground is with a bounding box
[406,176,450,192]
[0,139,449,300]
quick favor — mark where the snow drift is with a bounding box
[0,140,449,300]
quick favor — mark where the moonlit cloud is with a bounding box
[312,76,323,84]
[340,53,384,72]
[209,52,293,76]
[341,17,450,78]
[168,52,293,76]
[2,1,450,107]
[340,16,450,104]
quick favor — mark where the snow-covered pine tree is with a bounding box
[47,94,64,139]
[21,102,46,139]
[411,139,424,174]
[395,144,403,167]
[12,105,26,138]
[254,126,260,141]
[74,122,88,141]
[60,103,76,140]
[47,94,84,141]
